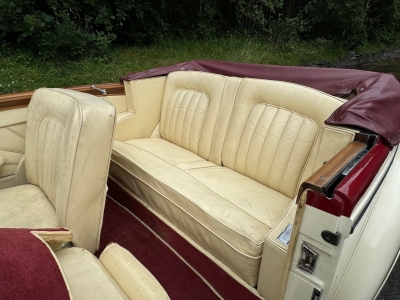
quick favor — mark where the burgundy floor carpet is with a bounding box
[0,229,70,300]
[98,197,220,300]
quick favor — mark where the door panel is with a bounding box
[0,107,28,189]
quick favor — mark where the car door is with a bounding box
[0,107,28,190]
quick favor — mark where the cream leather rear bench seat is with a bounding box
[110,71,355,286]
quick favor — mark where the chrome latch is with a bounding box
[91,85,107,95]
[311,288,322,300]
[298,243,318,274]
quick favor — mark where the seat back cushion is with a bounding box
[160,71,227,163]
[222,79,346,199]
[25,88,116,252]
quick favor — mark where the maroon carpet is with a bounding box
[102,179,259,300]
[0,229,70,300]
[98,197,220,300]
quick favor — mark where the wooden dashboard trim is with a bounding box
[0,83,125,112]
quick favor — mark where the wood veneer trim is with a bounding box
[277,190,308,300]
[0,83,125,111]
[296,141,367,203]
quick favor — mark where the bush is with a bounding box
[1,0,399,59]
[301,0,400,48]
[0,0,169,59]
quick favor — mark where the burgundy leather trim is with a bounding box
[306,138,391,217]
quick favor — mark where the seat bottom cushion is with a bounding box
[0,184,59,228]
[111,138,292,286]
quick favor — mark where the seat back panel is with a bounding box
[26,88,116,252]
[222,79,345,198]
[160,71,226,163]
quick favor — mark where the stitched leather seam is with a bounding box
[233,103,256,171]
[125,140,203,167]
[243,105,267,176]
[208,78,228,165]
[171,89,188,142]
[110,160,266,254]
[278,116,306,194]
[196,93,210,156]
[265,110,291,185]
[186,90,200,150]
[116,112,134,124]
[0,148,24,154]
[220,78,243,167]
[43,89,83,227]
[35,116,65,203]
[114,144,286,234]
[95,105,117,249]
[247,78,346,104]
[296,127,321,195]
[179,91,192,147]
[112,146,276,244]
[109,178,264,260]
[115,143,285,229]
[0,175,14,182]
[168,89,184,141]
[6,127,25,139]
[254,106,279,181]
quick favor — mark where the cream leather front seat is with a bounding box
[0,88,116,253]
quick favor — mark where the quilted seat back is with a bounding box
[160,71,227,164]
[222,79,346,198]
[25,88,116,252]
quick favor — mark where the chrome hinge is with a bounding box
[298,243,318,274]
[91,85,107,95]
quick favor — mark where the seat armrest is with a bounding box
[100,243,170,299]
[297,140,367,203]
[258,200,297,299]
[114,77,166,141]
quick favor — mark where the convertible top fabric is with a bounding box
[121,59,400,146]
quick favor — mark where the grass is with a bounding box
[0,34,396,95]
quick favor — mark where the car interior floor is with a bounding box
[97,196,222,300]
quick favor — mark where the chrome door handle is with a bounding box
[91,85,107,95]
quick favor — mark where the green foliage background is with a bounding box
[0,0,399,58]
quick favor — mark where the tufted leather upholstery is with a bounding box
[222,79,346,198]
[0,88,116,253]
[160,71,227,163]
[110,71,355,285]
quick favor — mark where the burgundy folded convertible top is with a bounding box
[121,60,400,146]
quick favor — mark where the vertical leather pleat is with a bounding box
[227,104,318,198]
[36,116,64,207]
[161,89,209,154]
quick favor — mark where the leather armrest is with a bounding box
[297,140,367,203]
